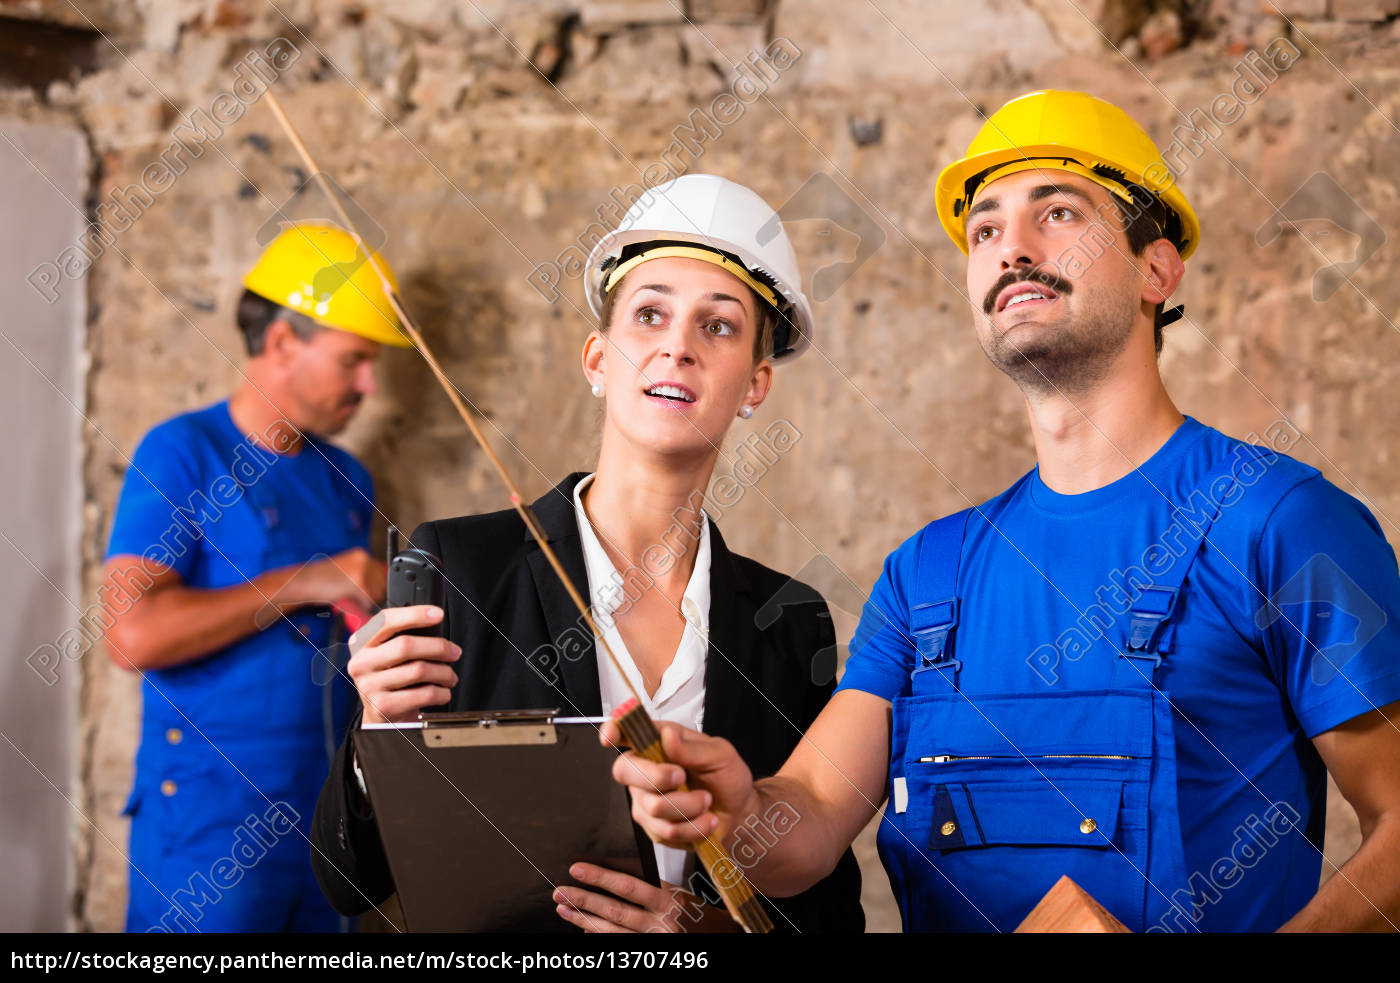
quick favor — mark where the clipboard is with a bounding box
[353,708,660,932]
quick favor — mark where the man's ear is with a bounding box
[262,318,300,366]
[581,330,606,389]
[1141,239,1186,306]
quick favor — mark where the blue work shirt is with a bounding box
[107,400,371,791]
[840,416,1400,931]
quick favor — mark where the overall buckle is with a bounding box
[912,657,964,678]
[911,598,961,682]
[1117,585,1178,668]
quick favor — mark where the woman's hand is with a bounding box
[347,605,460,725]
[553,863,740,934]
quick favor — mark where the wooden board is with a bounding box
[1014,876,1132,933]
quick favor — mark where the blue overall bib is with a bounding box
[877,459,1239,932]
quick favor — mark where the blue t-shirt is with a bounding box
[107,401,372,756]
[839,416,1400,931]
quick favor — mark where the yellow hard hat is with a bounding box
[934,90,1200,261]
[242,223,410,347]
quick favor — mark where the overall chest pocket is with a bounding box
[926,778,1125,851]
[889,688,1157,932]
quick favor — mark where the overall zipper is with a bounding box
[918,753,1135,763]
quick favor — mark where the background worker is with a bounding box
[102,223,406,932]
[607,91,1400,933]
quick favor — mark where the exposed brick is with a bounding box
[581,0,686,34]
[1330,0,1400,20]
[1253,0,1329,17]
[686,0,771,22]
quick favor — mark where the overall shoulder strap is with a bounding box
[909,508,973,684]
[1115,451,1248,683]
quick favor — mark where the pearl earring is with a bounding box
[739,405,754,419]
[591,383,604,398]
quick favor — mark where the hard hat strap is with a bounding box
[955,156,1184,252]
[770,305,798,360]
[602,244,782,312]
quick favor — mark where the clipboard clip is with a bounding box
[420,708,562,748]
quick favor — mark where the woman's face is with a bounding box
[583,255,772,461]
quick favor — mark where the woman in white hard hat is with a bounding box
[310,174,863,933]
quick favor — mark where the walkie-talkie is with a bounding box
[385,525,446,637]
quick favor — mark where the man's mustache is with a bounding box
[982,267,1073,315]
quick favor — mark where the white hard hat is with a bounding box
[584,174,814,362]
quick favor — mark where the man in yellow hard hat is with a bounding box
[605,91,1400,932]
[102,223,411,932]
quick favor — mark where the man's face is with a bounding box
[962,169,1148,397]
[276,324,381,436]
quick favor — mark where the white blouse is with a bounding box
[572,473,710,886]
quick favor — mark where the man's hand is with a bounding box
[552,864,739,934]
[604,691,890,899]
[277,547,387,610]
[601,720,758,849]
[348,605,459,725]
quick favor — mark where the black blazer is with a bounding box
[311,473,864,932]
